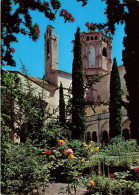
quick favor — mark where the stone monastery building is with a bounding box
[12,25,130,143]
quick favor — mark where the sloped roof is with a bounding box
[7,70,55,91]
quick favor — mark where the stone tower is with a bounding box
[80,31,112,76]
[44,25,58,85]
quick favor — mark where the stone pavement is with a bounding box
[28,183,88,195]
[44,183,88,195]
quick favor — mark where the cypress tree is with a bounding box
[122,0,139,142]
[72,27,86,140]
[105,0,139,143]
[59,82,66,124]
[109,58,122,139]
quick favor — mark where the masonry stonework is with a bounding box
[12,25,129,143]
[43,25,130,142]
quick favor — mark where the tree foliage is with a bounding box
[72,27,86,140]
[109,58,122,139]
[87,0,139,143]
[105,0,139,143]
[1,0,88,67]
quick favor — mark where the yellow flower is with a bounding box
[95,147,99,151]
[68,154,75,160]
[83,142,85,145]
[58,140,65,145]
[91,150,94,152]
[81,158,85,162]
[90,181,95,186]
[90,141,93,143]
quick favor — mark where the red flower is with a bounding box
[99,173,102,176]
[110,174,114,178]
[45,150,51,155]
[71,17,75,22]
[65,10,68,13]
[69,13,72,17]
[85,22,89,26]
[104,12,107,15]
[10,48,15,53]
[135,167,139,172]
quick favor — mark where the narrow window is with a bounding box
[95,36,97,40]
[91,36,93,40]
[87,36,89,41]
[102,47,107,57]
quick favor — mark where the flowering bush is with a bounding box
[43,2,49,9]
[60,9,75,23]
[135,167,139,172]
[51,0,61,10]
[10,48,15,53]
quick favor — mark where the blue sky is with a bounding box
[5,0,125,78]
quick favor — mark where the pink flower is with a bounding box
[45,150,51,155]
[65,148,73,155]
[110,174,114,178]
[135,167,139,172]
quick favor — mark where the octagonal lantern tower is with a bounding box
[72,30,113,77]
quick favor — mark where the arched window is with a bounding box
[86,132,91,144]
[89,45,95,68]
[102,130,108,145]
[102,47,107,57]
[92,131,97,142]
[123,128,130,140]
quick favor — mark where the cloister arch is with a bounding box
[122,119,130,140]
[101,121,109,144]
[86,123,98,143]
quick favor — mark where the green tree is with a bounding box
[109,58,122,139]
[87,0,139,143]
[59,82,66,124]
[72,27,86,140]
[104,0,139,143]
[1,0,87,67]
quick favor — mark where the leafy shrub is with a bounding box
[41,121,68,147]
[1,122,49,195]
